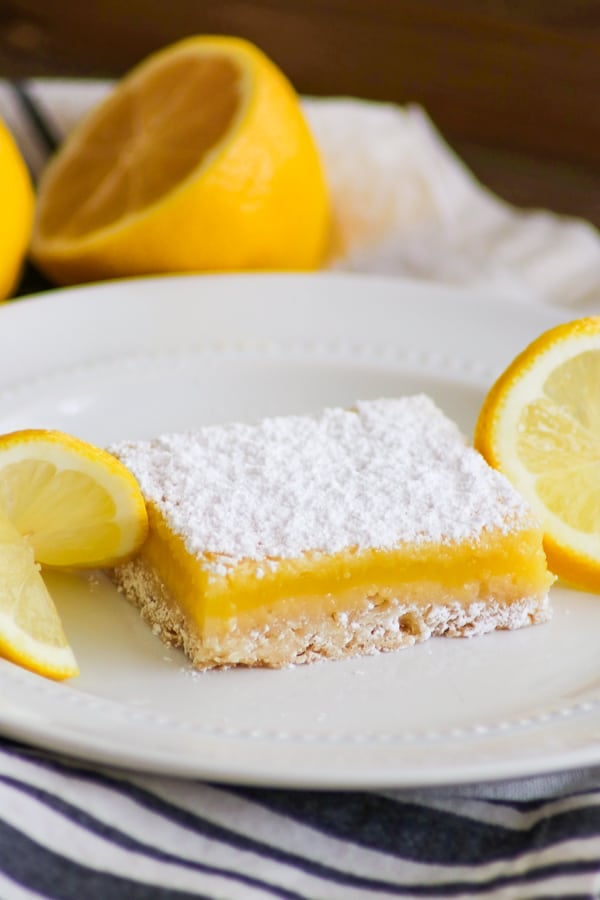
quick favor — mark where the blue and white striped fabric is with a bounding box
[3,738,600,898]
[2,77,600,899]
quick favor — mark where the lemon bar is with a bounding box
[110,397,553,669]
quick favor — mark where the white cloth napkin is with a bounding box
[1,78,599,309]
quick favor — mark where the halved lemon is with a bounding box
[474,317,600,592]
[29,35,330,285]
[0,510,78,680]
[0,429,148,568]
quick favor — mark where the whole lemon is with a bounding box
[0,120,34,298]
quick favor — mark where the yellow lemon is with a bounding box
[0,429,148,568]
[474,317,600,592]
[0,119,34,299]
[0,510,79,681]
[29,35,330,285]
[0,429,149,680]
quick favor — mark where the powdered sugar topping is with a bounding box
[111,396,534,574]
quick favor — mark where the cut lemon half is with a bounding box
[0,429,148,568]
[0,510,78,680]
[29,35,330,285]
[474,317,600,592]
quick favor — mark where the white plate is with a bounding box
[0,272,595,789]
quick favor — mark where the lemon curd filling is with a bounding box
[111,397,554,669]
[142,505,550,629]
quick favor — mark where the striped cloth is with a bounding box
[1,78,600,899]
[3,739,600,898]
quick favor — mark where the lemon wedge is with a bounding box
[474,317,600,592]
[0,510,79,680]
[0,429,148,568]
[0,429,148,679]
[30,35,330,285]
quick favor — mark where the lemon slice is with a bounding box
[474,317,600,591]
[0,429,148,568]
[30,35,330,285]
[0,510,78,680]
[0,119,34,299]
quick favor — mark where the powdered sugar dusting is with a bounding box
[111,396,533,574]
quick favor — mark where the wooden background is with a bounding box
[1,0,599,225]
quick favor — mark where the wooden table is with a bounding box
[1,0,598,226]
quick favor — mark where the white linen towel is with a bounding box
[1,78,599,309]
